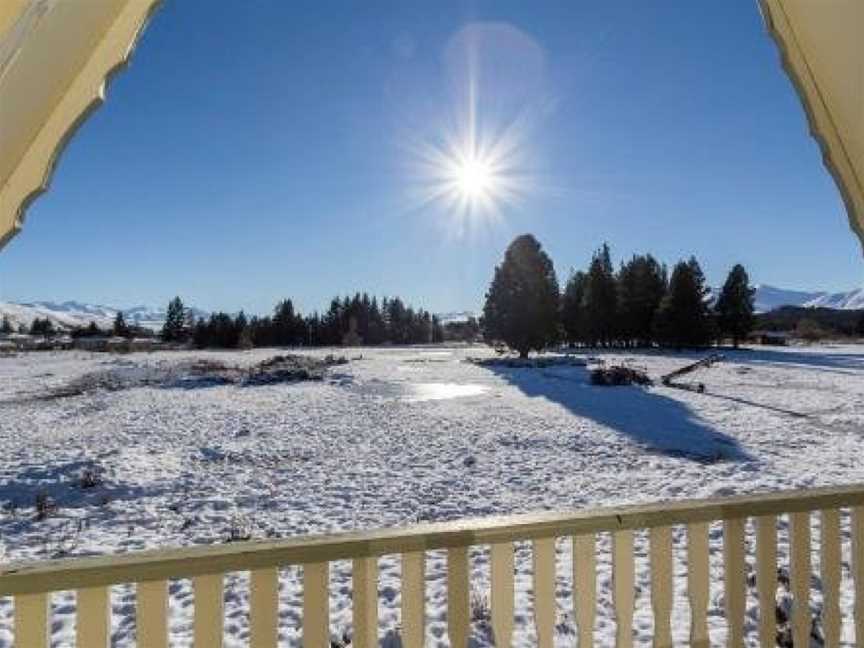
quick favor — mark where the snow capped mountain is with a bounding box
[753,285,864,312]
[436,311,476,324]
[0,301,208,332]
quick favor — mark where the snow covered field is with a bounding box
[1,344,864,646]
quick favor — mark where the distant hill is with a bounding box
[752,284,864,312]
[0,300,208,332]
[756,305,864,336]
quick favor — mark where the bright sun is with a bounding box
[453,156,494,200]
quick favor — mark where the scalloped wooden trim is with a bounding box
[0,0,162,252]
[759,0,864,253]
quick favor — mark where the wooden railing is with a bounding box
[3,484,864,645]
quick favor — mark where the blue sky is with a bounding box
[1,0,861,315]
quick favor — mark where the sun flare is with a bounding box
[451,155,495,201]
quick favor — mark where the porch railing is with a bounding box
[3,483,864,646]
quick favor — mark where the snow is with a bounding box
[1,344,864,645]
[0,301,208,332]
[752,284,864,312]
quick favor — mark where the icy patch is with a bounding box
[404,382,487,402]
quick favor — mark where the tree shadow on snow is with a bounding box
[726,346,864,375]
[485,365,752,464]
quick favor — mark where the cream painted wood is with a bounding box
[353,557,378,648]
[573,534,596,647]
[77,586,110,647]
[755,515,777,648]
[613,530,634,648]
[490,542,514,647]
[723,518,746,648]
[686,522,710,648]
[789,512,811,647]
[193,574,223,647]
[6,484,864,596]
[136,579,168,648]
[447,546,470,648]
[304,562,330,647]
[533,538,556,648]
[821,509,841,648]
[854,507,864,645]
[649,526,673,648]
[250,567,279,648]
[852,506,864,646]
[14,592,48,647]
[401,552,425,647]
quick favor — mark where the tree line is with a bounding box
[161,294,446,349]
[483,234,756,357]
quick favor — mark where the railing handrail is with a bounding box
[3,482,864,596]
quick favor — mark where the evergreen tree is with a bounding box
[161,297,187,342]
[653,257,712,348]
[431,315,445,343]
[86,321,101,337]
[482,234,560,357]
[617,254,667,346]
[561,270,588,346]
[857,313,864,338]
[113,312,130,338]
[1,315,12,335]
[715,264,755,347]
[583,243,618,346]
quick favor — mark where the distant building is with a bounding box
[749,330,789,346]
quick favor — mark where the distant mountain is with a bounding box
[0,300,208,332]
[436,311,475,324]
[753,285,864,312]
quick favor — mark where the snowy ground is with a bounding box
[1,343,864,646]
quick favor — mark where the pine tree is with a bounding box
[715,264,755,347]
[583,243,618,346]
[113,312,130,338]
[653,257,712,348]
[1,315,12,335]
[482,234,560,357]
[561,270,588,346]
[617,254,667,347]
[161,297,187,342]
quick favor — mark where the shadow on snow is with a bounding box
[484,365,752,464]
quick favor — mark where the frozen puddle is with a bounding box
[405,382,487,401]
[352,380,487,401]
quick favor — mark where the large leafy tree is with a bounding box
[617,254,667,347]
[583,243,618,346]
[483,234,560,357]
[653,257,713,348]
[715,264,755,347]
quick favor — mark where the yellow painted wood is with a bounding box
[401,552,425,647]
[533,538,556,648]
[250,567,279,648]
[303,562,329,647]
[790,512,811,647]
[854,506,864,645]
[193,574,223,647]
[136,579,168,648]
[352,556,378,648]
[612,530,634,648]
[687,522,709,648]
[14,592,48,647]
[821,509,841,648]
[723,518,746,648]
[77,586,110,647]
[6,484,864,596]
[490,542,514,647]
[649,526,673,648]
[447,546,470,648]
[573,534,596,647]
[755,515,777,648]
